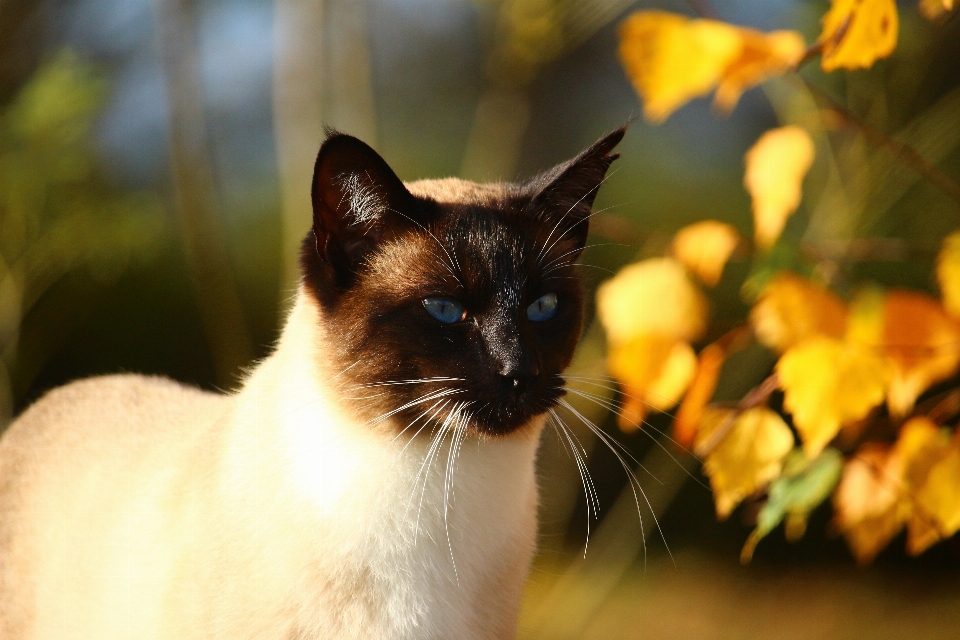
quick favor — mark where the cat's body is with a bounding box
[0,130,623,639]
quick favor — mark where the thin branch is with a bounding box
[685,0,960,208]
[694,373,780,458]
[803,80,960,207]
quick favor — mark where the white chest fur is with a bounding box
[223,294,543,639]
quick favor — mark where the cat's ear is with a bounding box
[524,126,625,253]
[310,132,420,283]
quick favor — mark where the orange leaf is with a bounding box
[777,336,888,457]
[819,0,898,72]
[850,289,960,417]
[909,444,960,554]
[696,407,794,519]
[919,0,954,21]
[832,443,909,564]
[896,417,958,555]
[750,272,847,353]
[937,230,960,319]
[618,11,805,122]
[596,257,708,346]
[671,220,740,287]
[607,336,697,432]
[673,343,726,447]
[744,126,815,251]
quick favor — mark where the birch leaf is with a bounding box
[778,336,888,457]
[673,343,726,447]
[833,443,909,565]
[672,220,740,287]
[744,126,815,251]
[937,230,960,319]
[597,257,708,346]
[849,289,960,416]
[819,0,898,72]
[750,272,847,353]
[697,407,794,519]
[618,11,805,122]
[607,336,697,432]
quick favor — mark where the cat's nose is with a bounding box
[499,361,540,395]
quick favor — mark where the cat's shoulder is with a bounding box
[2,374,230,456]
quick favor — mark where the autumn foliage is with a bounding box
[606,0,960,563]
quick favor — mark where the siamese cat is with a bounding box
[0,126,624,639]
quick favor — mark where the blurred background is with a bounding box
[1,0,959,637]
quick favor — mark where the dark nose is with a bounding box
[499,360,540,395]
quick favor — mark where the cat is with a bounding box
[0,126,624,640]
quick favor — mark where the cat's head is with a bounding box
[301,127,623,437]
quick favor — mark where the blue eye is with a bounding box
[423,297,467,323]
[527,293,558,322]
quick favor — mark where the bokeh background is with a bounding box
[2,0,959,637]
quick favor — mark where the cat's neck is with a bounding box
[222,288,543,636]
[232,286,544,523]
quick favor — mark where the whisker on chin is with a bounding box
[366,387,463,428]
[549,409,599,557]
[562,386,709,491]
[563,375,707,462]
[443,401,474,584]
[557,398,675,569]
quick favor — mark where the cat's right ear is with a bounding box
[310,132,420,284]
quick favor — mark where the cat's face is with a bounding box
[301,129,623,437]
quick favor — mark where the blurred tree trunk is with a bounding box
[155,0,253,388]
[325,0,378,146]
[462,0,636,181]
[0,0,48,105]
[273,0,378,293]
[273,0,326,291]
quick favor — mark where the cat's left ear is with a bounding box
[311,132,421,285]
[524,126,625,253]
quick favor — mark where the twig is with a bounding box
[685,0,960,208]
[695,373,780,457]
[803,80,960,207]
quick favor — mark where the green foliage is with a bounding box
[0,51,166,424]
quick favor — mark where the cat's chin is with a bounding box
[466,386,565,438]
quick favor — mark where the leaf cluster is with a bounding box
[601,0,960,563]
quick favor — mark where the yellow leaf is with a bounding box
[892,417,958,555]
[673,343,726,447]
[714,30,807,113]
[937,231,960,318]
[832,443,909,564]
[618,11,805,122]
[909,444,960,555]
[671,220,740,287]
[744,126,815,251]
[597,257,708,346]
[920,0,955,20]
[819,0,898,72]
[850,290,960,417]
[696,407,794,519]
[778,336,888,457]
[607,336,697,432]
[750,272,847,353]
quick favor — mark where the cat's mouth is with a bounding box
[405,373,566,438]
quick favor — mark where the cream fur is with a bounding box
[0,289,542,639]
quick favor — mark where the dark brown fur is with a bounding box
[300,129,624,436]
